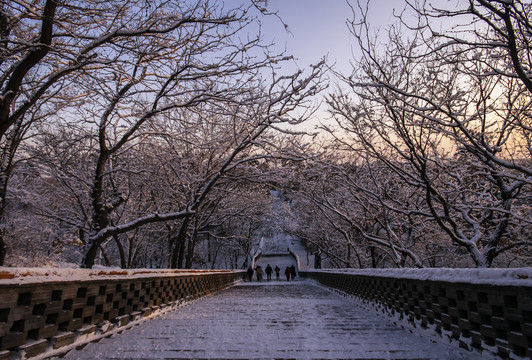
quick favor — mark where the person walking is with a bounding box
[247,266,254,281]
[265,264,273,281]
[290,264,296,280]
[256,265,264,282]
[274,265,280,280]
[284,266,291,281]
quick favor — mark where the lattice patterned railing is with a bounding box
[0,271,244,359]
[301,271,532,360]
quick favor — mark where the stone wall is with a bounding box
[0,270,245,359]
[301,270,532,360]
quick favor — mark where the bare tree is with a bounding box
[279,150,432,269]
[3,0,324,267]
[402,0,532,179]
[325,0,531,267]
[0,0,278,264]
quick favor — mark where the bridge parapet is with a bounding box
[301,269,532,360]
[0,269,245,359]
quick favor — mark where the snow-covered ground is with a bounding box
[2,230,530,287]
[1,264,530,287]
[55,280,482,360]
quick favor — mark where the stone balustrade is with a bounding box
[0,270,245,359]
[300,270,532,360]
[3,267,530,360]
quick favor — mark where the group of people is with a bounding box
[247,264,297,282]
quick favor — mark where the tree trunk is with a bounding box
[0,145,12,266]
[127,236,136,269]
[207,233,211,263]
[370,246,377,268]
[170,216,191,268]
[113,235,127,269]
[82,241,99,268]
[0,231,6,266]
[346,243,352,268]
[185,217,199,269]
[0,178,6,265]
[210,244,221,269]
[100,247,111,267]
[0,0,57,137]
[177,236,187,269]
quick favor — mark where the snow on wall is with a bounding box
[0,267,239,285]
[2,266,531,286]
[313,267,532,286]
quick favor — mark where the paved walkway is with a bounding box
[58,281,482,360]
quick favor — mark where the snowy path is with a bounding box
[58,281,481,360]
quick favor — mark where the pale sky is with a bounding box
[259,0,400,75]
[250,0,403,127]
[222,0,453,127]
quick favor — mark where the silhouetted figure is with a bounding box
[274,265,280,280]
[256,265,264,282]
[290,265,296,280]
[265,264,273,281]
[285,266,291,281]
[314,250,322,269]
[247,266,254,281]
